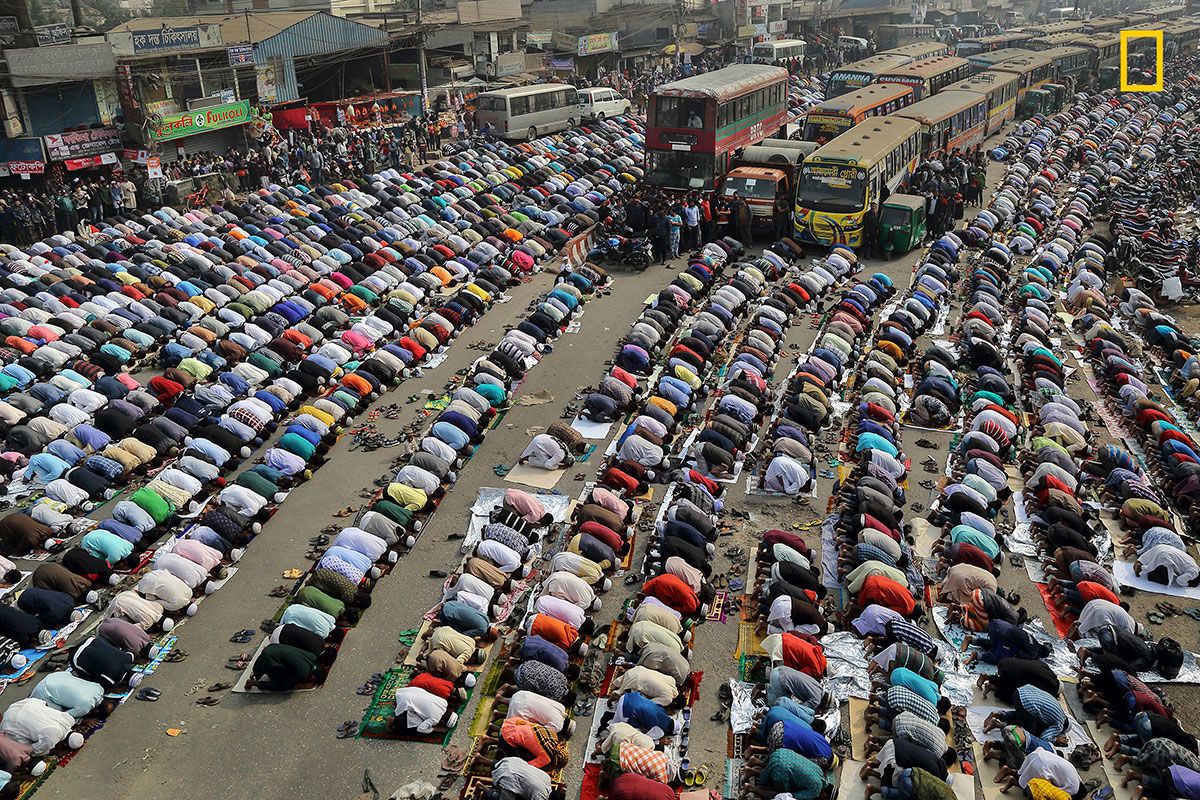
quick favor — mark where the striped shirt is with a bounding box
[1014,685,1067,740]
[886,619,937,656]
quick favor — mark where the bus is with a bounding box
[753,39,807,63]
[801,83,915,144]
[1163,21,1200,55]
[793,116,921,247]
[1083,16,1127,33]
[645,64,789,191]
[1042,7,1079,23]
[884,41,952,61]
[1027,32,1083,50]
[943,70,1018,136]
[967,48,1037,73]
[877,56,972,100]
[1022,20,1085,35]
[826,54,914,98]
[894,90,988,158]
[473,84,580,140]
[1043,45,1092,80]
[876,23,937,50]
[1065,32,1121,69]
[992,51,1056,99]
[957,32,1027,56]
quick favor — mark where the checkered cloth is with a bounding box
[619,741,675,783]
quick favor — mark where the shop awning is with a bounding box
[663,42,705,56]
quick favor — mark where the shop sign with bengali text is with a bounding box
[44,127,123,161]
[577,32,618,56]
[149,100,254,142]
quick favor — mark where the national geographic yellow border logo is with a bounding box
[1120,29,1164,92]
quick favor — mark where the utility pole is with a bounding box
[674,0,684,65]
[415,0,429,114]
[383,13,392,91]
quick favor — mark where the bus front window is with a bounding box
[647,151,716,190]
[722,177,777,200]
[797,164,867,213]
[655,97,706,128]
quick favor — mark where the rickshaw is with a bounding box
[879,194,927,257]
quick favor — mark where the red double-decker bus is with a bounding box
[644,64,790,191]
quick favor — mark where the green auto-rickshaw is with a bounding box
[880,194,927,257]
[1099,65,1119,90]
[1019,88,1052,119]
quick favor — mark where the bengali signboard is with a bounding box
[131,26,200,54]
[737,25,757,38]
[44,127,124,161]
[7,160,45,174]
[149,100,254,142]
[577,32,618,57]
[0,16,18,35]
[228,44,255,65]
[526,31,552,47]
[64,152,118,171]
[35,23,69,46]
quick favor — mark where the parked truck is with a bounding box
[717,139,816,233]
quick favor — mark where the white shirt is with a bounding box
[543,571,595,607]
[136,570,193,611]
[599,721,655,753]
[1,698,75,754]
[764,456,810,495]
[478,540,522,573]
[535,594,585,628]
[1077,599,1137,637]
[153,552,209,589]
[519,435,566,469]
[1138,544,1200,587]
[1017,748,1081,794]
[492,757,552,800]
[506,690,566,729]
[393,686,447,733]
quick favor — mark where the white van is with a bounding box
[577,88,632,122]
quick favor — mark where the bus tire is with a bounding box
[597,113,605,122]
[528,126,537,140]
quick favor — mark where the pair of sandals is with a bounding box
[336,720,359,739]
[680,762,710,787]
[356,673,386,696]
[230,629,256,644]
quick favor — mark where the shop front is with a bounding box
[0,138,47,185]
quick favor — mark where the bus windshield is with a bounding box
[647,150,716,189]
[721,176,777,199]
[798,164,866,212]
[655,96,706,128]
[803,115,853,142]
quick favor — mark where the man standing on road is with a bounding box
[683,195,701,250]
[862,202,879,259]
[732,192,752,245]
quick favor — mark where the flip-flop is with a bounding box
[195,696,221,706]
[165,650,188,662]
[230,630,255,643]
[337,720,359,739]
[267,586,290,598]
[356,683,376,696]
[136,688,160,701]
[225,659,250,671]
[694,763,710,786]
[207,682,232,692]
[728,578,745,592]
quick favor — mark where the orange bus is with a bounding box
[801,83,916,144]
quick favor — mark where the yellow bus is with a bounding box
[793,116,921,247]
[877,56,972,100]
[826,53,915,98]
[992,51,1055,100]
[894,90,988,158]
[943,70,1018,136]
[801,83,915,144]
[957,32,1027,57]
[1063,32,1121,69]
[884,41,952,61]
